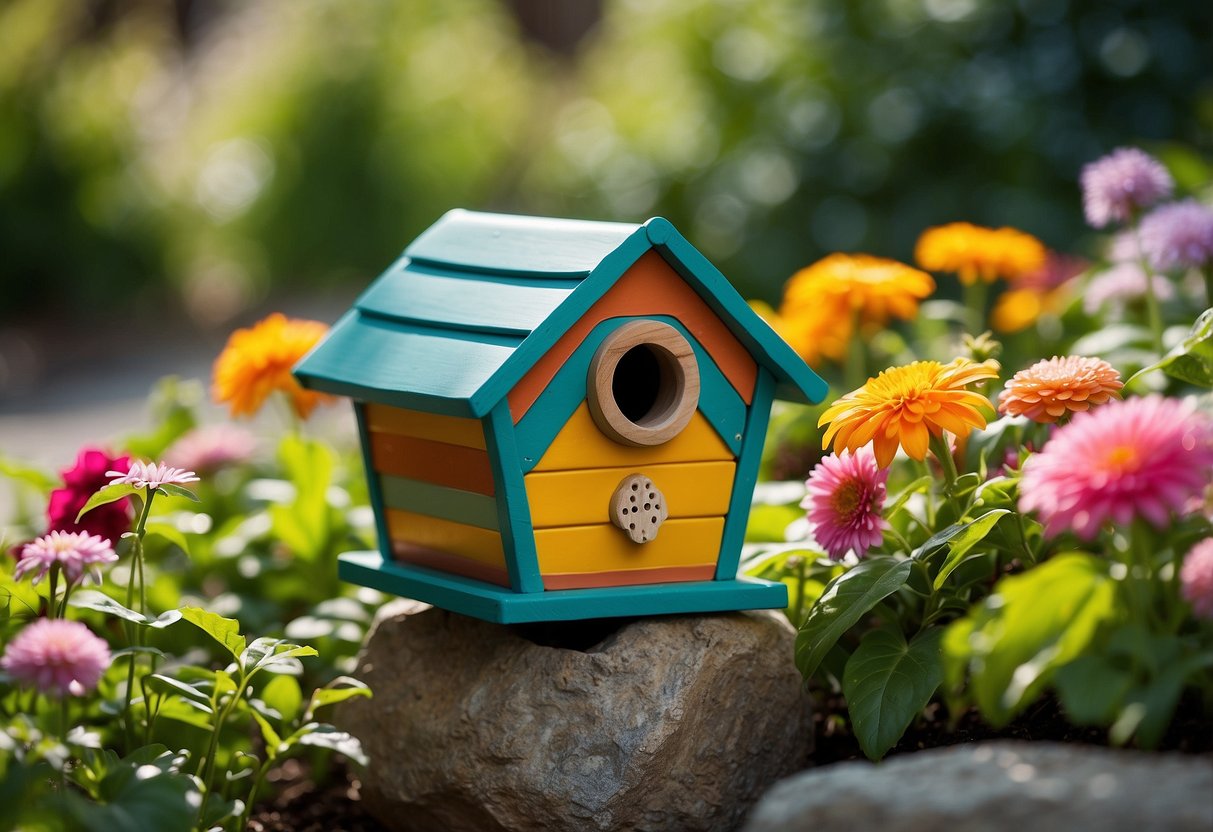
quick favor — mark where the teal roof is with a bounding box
[294,210,828,418]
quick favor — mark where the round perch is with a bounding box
[587,320,701,447]
[609,473,670,543]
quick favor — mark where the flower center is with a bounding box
[831,479,864,519]
[1102,444,1140,474]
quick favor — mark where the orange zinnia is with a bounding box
[752,299,852,365]
[213,313,335,419]
[998,356,1123,424]
[819,358,1001,467]
[783,253,935,327]
[915,223,1046,285]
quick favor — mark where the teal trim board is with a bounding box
[483,401,544,593]
[339,551,788,624]
[716,369,776,581]
[353,402,393,562]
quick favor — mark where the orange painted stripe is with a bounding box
[370,432,495,496]
[392,542,511,588]
[365,403,486,450]
[508,250,758,421]
[543,564,715,590]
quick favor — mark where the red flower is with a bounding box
[46,448,132,543]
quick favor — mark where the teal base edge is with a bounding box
[339,551,788,624]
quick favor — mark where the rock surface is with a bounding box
[338,601,813,832]
[743,740,1213,832]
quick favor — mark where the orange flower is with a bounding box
[751,299,852,365]
[213,313,335,419]
[998,356,1123,424]
[819,358,1000,467]
[783,254,935,327]
[915,223,1046,285]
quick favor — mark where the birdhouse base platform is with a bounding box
[338,550,789,624]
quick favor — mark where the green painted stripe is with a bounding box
[378,475,500,531]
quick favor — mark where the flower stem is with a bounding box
[47,565,60,621]
[1203,266,1213,309]
[793,558,807,626]
[845,308,866,393]
[964,280,989,335]
[123,488,156,748]
[1132,223,1164,354]
[929,433,959,495]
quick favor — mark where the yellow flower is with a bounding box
[819,358,1000,467]
[915,223,1046,285]
[213,313,335,419]
[783,254,935,327]
[752,299,852,365]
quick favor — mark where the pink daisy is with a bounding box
[1081,147,1173,229]
[1181,539,1213,621]
[164,424,256,473]
[801,447,889,560]
[106,460,200,490]
[1,619,111,697]
[1020,396,1213,540]
[14,531,117,586]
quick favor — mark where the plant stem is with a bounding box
[963,279,989,335]
[1204,266,1213,309]
[197,677,247,825]
[1132,223,1165,354]
[929,433,959,496]
[845,308,866,393]
[123,488,156,748]
[59,696,70,790]
[793,558,807,626]
[47,565,60,621]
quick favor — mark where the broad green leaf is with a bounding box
[933,510,1011,589]
[110,646,168,661]
[944,553,1116,726]
[64,763,197,832]
[76,483,142,523]
[1129,307,1213,387]
[288,724,368,766]
[241,637,318,675]
[263,675,304,724]
[156,484,200,503]
[144,523,190,555]
[306,677,372,718]
[251,710,284,759]
[145,674,213,710]
[178,607,246,661]
[198,795,245,831]
[0,457,55,491]
[795,558,912,678]
[70,592,183,629]
[269,435,335,561]
[843,627,945,760]
[744,503,804,543]
[884,475,932,521]
[1054,655,1133,725]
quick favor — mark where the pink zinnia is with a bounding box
[47,447,132,543]
[1081,148,1173,228]
[801,447,889,560]
[1,619,111,697]
[14,531,117,586]
[106,460,200,490]
[164,424,256,473]
[1084,263,1174,316]
[1181,539,1213,621]
[1138,199,1213,272]
[1020,396,1213,540]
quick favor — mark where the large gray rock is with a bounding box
[338,601,813,832]
[744,741,1213,832]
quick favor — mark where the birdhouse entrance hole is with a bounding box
[588,321,701,446]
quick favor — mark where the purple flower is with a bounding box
[1084,263,1174,316]
[1081,148,1173,229]
[1138,200,1213,272]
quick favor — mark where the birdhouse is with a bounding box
[293,211,827,623]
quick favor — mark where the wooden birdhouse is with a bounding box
[293,211,827,623]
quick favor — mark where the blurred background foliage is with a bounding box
[2,0,1211,334]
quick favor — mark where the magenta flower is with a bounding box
[14,531,117,586]
[164,424,256,473]
[1138,199,1213,272]
[1081,148,1173,228]
[1020,396,1213,540]
[1,619,111,697]
[1084,263,1174,316]
[1181,539,1213,621]
[106,461,200,490]
[47,448,132,543]
[801,447,889,560]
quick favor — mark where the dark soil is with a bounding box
[250,692,1213,831]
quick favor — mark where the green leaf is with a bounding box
[145,674,213,710]
[933,510,1011,589]
[241,637,318,675]
[263,675,303,724]
[1054,655,1133,725]
[178,607,246,661]
[156,483,200,503]
[306,677,372,718]
[251,710,284,760]
[0,457,55,492]
[288,724,368,766]
[69,592,183,629]
[64,746,197,832]
[884,475,932,521]
[75,483,142,523]
[1129,307,1213,387]
[843,627,945,760]
[144,523,191,555]
[744,503,804,543]
[269,435,335,561]
[943,553,1116,726]
[795,558,913,679]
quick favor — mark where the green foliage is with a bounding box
[1131,307,1213,388]
[843,627,944,761]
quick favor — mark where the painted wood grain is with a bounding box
[524,461,735,528]
[385,508,505,566]
[378,475,499,530]
[365,403,487,449]
[483,400,544,593]
[391,542,511,587]
[369,431,496,496]
[542,564,715,590]
[533,516,724,574]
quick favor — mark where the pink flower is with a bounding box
[1084,263,1174,316]
[47,448,132,543]
[164,424,256,473]
[1,619,111,697]
[106,461,200,490]
[1081,148,1173,228]
[1020,396,1213,540]
[1181,539,1213,621]
[1138,199,1213,272]
[14,531,117,586]
[801,447,889,560]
